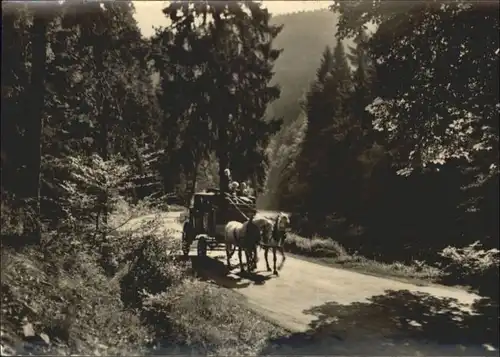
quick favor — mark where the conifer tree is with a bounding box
[295,46,336,191]
[295,40,354,218]
[155,1,282,196]
[348,29,374,136]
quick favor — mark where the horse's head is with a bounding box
[275,212,291,233]
[250,216,273,244]
[270,212,290,244]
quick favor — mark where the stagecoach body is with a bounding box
[181,189,257,256]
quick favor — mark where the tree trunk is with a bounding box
[131,138,142,203]
[251,173,259,196]
[24,12,47,243]
[218,141,229,215]
[186,154,201,204]
[213,10,230,214]
[94,35,109,241]
[188,160,199,204]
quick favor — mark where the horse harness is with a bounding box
[259,215,286,247]
[230,221,255,248]
[271,220,287,247]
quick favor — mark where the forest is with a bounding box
[1,0,498,355]
[265,3,498,265]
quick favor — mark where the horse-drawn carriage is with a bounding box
[181,188,257,257]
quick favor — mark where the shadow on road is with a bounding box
[260,290,499,356]
[184,255,272,289]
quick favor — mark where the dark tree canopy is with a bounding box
[153,1,283,195]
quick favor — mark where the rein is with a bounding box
[225,193,250,221]
[259,214,286,248]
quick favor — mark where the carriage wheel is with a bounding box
[202,214,209,232]
[197,236,207,257]
[182,222,192,257]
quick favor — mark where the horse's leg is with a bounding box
[279,245,286,259]
[247,248,256,272]
[238,246,244,272]
[277,245,286,271]
[273,247,279,275]
[264,247,271,272]
[243,247,250,271]
[226,242,232,269]
[246,248,254,272]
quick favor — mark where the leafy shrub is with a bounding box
[439,241,499,301]
[284,232,442,281]
[119,232,188,309]
[285,233,349,258]
[0,191,169,356]
[42,154,131,233]
[0,191,37,238]
[1,245,150,356]
[142,280,283,355]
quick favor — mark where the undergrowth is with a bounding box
[0,155,282,356]
[1,205,283,356]
[284,231,499,293]
[284,233,443,282]
[142,280,283,355]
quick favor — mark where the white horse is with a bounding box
[224,216,260,273]
[253,212,291,276]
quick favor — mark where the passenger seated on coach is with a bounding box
[240,182,250,196]
[224,168,232,182]
[229,181,239,196]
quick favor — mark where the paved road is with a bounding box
[120,212,497,356]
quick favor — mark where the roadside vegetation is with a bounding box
[1,196,284,356]
[283,231,497,295]
[284,233,443,283]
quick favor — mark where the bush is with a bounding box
[142,280,283,355]
[284,232,442,281]
[119,232,188,310]
[41,154,133,235]
[0,245,150,356]
[1,185,282,356]
[438,242,500,347]
[0,192,172,356]
[1,191,37,239]
[285,233,350,258]
[439,241,499,300]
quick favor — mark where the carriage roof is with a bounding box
[191,189,256,210]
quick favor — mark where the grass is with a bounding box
[284,232,443,284]
[143,279,285,355]
[1,244,284,356]
[1,245,150,356]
